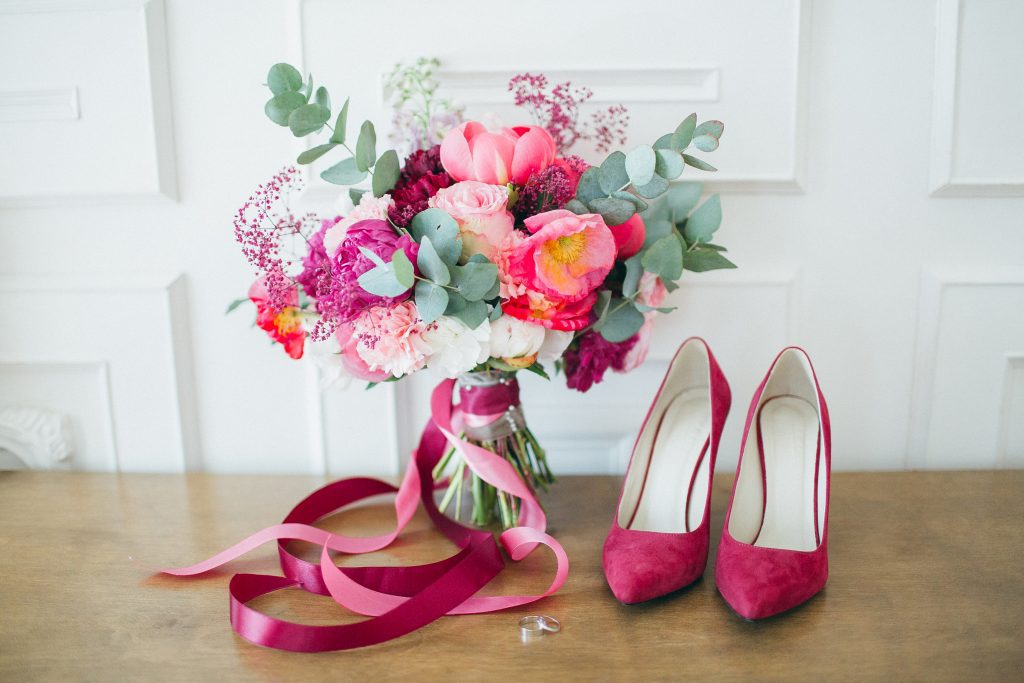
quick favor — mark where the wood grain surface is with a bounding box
[1,471,1022,681]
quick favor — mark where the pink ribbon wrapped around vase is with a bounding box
[159,378,568,652]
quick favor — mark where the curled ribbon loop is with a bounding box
[159,378,569,652]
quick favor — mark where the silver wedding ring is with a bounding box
[519,615,561,640]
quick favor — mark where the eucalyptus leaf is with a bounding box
[225,297,248,315]
[691,134,720,152]
[641,234,684,282]
[482,278,500,301]
[695,120,725,139]
[315,86,331,112]
[452,261,498,301]
[654,149,684,180]
[415,280,448,324]
[321,157,367,185]
[592,290,612,328]
[683,248,737,272]
[445,291,468,315]
[355,121,376,172]
[565,198,589,215]
[372,149,400,197]
[330,98,349,144]
[634,173,670,199]
[664,183,703,223]
[670,114,697,151]
[391,248,415,289]
[288,103,330,137]
[599,300,645,343]
[453,300,488,328]
[588,196,635,226]
[358,246,386,267]
[349,188,366,205]
[409,209,462,264]
[523,362,550,380]
[267,63,303,96]
[301,73,314,101]
[701,242,728,252]
[416,237,451,285]
[264,91,306,126]
[297,143,338,165]
[575,167,604,203]
[635,303,677,313]
[653,133,673,150]
[625,145,657,187]
[682,154,718,172]
[683,194,722,243]
[611,191,648,213]
[642,218,674,247]
[598,151,629,195]
[358,263,407,297]
[622,255,643,299]
[489,302,503,321]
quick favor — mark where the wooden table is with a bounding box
[1,471,1022,681]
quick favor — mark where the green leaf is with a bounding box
[355,121,376,172]
[267,63,303,96]
[349,188,366,205]
[663,183,703,223]
[415,280,448,324]
[264,91,306,126]
[598,151,629,195]
[288,103,330,137]
[453,300,488,328]
[297,143,337,165]
[416,237,451,285]
[564,198,589,215]
[622,255,643,299]
[692,134,719,152]
[225,297,248,315]
[321,157,367,185]
[452,261,498,301]
[409,208,462,265]
[653,133,673,150]
[642,234,684,282]
[522,362,550,380]
[599,300,645,343]
[588,196,635,226]
[330,98,349,144]
[358,263,407,297]
[575,167,604,203]
[358,246,386,267]
[372,149,400,197]
[391,248,414,289]
[625,145,657,187]
[591,289,612,330]
[682,154,718,172]
[611,191,647,213]
[695,120,725,139]
[701,242,728,252]
[634,173,670,199]
[445,291,467,314]
[301,72,314,101]
[683,194,722,243]
[642,218,674,247]
[489,302,503,321]
[654,149,684,180]
[684,248,737,272]
[315,86,331,112]
[670,114,697,151]
[635,303,677,314]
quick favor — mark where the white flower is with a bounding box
[323,193,396,257]
[538,329,573,363]
[489,315,546,359]
[305,335,354,390]
[417,315,491,378]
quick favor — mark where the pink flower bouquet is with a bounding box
[231,59,735,527]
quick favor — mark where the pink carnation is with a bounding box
[351,301,428,378]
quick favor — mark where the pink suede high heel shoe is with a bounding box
[602,337,731,604]
[715,347,831,619]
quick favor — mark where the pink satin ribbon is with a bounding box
[160,378,569,651]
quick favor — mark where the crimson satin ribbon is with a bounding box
[160,379,569,652]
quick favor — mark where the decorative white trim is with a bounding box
[906,267,1024,468]
[997,353,1024,468]
[0,407,74,470]
[0,0,178,207]
[0,87,79,122]
[928,0,1024,197]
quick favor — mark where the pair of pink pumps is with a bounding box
[603,338,831,619]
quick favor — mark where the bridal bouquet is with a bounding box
[232,59,735,527]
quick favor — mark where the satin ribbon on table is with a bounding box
[160,379,569,652]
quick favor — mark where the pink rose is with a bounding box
[608,213,646,259]
[428,181,514,261]
[636,272,668,309]
[440,121,557,186]
[619,273,670,372]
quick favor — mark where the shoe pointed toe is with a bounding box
[602,522,709,604]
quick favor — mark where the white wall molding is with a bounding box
[928,0,1024,197]
[0,87,79,122]
[0,406,74,470]
[997,353,1024,468]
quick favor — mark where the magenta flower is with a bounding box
[327,219,419,323]
[563,330,639,392]
[388,146,453,227]
[295,217,339,300]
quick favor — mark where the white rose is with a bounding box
[488,315,546,360]
[417,316,491,378]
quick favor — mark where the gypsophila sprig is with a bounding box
[384,57,465,156]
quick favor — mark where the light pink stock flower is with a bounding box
[440,121,557,186]
[428,181,514,261]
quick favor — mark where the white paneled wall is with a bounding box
[0,0,1021,474]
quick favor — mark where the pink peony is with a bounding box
[428,181,514,261]
[351,301,428,378]
[608,213,646,259]
[440,121,557,186]
[323,194,395,258]
[327,219,418,323]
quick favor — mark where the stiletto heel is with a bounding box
[715,346,831,619]
[602,337,731,604]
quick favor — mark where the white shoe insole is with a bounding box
[755,396,820,551]
[628,389,711,534]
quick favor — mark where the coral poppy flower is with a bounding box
[249,276,306,359]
